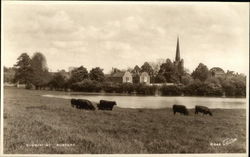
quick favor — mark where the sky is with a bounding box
[2,2,249,74]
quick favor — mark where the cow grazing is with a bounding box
[195,105,212,116]
[173,104,189,115]
[71,99,77,108]
[70,99,95,110]
[97,100,117,110]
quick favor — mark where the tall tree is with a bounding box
[69,66,88,83]
[14,53,32,84]
[157,59,179,83]
[89,67,105,82]
[220,75,246,97]
[30,52,51,89]
[191,63,210,82]
[132,65,141,74]
[140,62,154,76]
[181,73,193,85]
[155,74,166,83]
[131,65,141,83]
[4,67,16,83]
[49,72,67,90]
[149,58,165,77]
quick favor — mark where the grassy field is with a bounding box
[3,87,246,154]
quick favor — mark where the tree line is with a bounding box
[4,52,246,97]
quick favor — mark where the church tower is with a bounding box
[175,37,180,62]
[174,36,184,78]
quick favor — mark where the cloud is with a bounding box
[37,11,77,34]
[52,40,87,50]
[3,2,249,74]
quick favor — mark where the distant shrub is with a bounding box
[203,83,223,96]
[160,85,182,96]
[101,82,116,93]
[183,81,223,97]
[135,84,157,95]
[25,83,33,89]
[101,82,125,93]
[68,75,244,97]
[183,79,202,96]
[71,80,102,92]
[120,83,135,94]
[221,77,246,97]
[112,83,123,93]
[101,82,156,95]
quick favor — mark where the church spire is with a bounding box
[175,36,180,62]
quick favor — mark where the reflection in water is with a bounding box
[42,94,246,109]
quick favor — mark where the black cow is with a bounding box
[97,100,117,110]
[71,99,77,108]
[70,99,95,110]
[173,104,189,115]
[195,105,212,116]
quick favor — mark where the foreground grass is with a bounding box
[4,87,246,154]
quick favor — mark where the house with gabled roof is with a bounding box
[106,71,133,83]
[140,72,150,84]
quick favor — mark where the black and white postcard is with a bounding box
[1,1,249,156]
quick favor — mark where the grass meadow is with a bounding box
[3,87,246,154]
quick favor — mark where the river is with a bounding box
[42,93,246,109]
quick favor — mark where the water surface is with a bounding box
[42,94,246,109]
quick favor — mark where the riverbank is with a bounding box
[8,84,246,99]
[3,87,246,153]
[7,83,247,99]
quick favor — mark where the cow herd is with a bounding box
[173,104,213,116]
[71,99,117,111]
[70,99,212,116]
